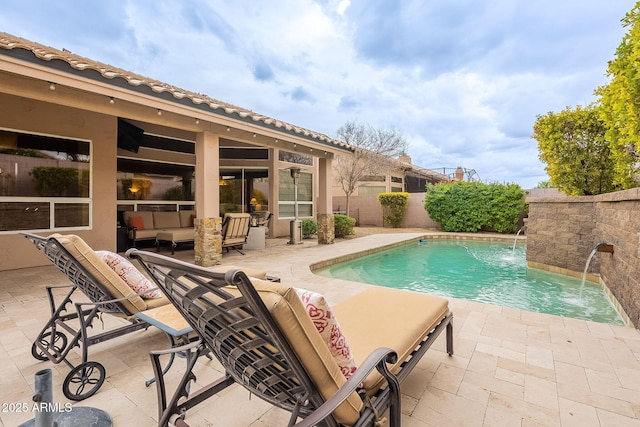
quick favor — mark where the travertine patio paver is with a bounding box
[1,231,640,426]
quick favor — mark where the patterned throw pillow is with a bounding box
[295,288,358,379]
[95,251,162,299]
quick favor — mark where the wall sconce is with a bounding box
[48,82,56,91]
[109,97,115,104]
[157,109,162,116]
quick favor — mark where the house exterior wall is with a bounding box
[0,92,118,270]
[526,188,640,327]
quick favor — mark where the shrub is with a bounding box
[301,219,317,239]
[424,182,525,233]
[334,214,356,237]
[377,192,409,227]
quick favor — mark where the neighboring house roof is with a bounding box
[397,159,450,182]
[0,32,353,153]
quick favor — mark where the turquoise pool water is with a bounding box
[315,239,624,325]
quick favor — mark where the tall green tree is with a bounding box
[596,2,640,188]
[532,105,618,195]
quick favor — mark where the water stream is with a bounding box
[579,243,609,299]
[512,227,525,252]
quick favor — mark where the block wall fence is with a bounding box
[526,188,640,328]
[332,193,441,229]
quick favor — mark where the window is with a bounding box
[279,150,313,166]
[116,128,196,213]
[358,186,385,195]
[360,175,386,182]
[0,129,91,233]
[278,169,313,218]
[219,169,269,215]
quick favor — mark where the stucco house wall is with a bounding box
[0,93,118,270]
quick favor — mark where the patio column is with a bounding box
[316,156,334,244]
[194,131,222,266]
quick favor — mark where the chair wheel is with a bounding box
[63,361,106,401]
[31,331,68,361]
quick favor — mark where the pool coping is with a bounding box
[309,231,522,271]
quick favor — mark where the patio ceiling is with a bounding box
[0,32,354,155]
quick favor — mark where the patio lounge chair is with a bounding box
[23,232,172,401]
[221,212,251,255]
[127,249,454,427]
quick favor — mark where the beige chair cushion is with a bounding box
[222,213,250,241]
[153,211,181,229]
[52,234,149,314]
[179,210,195,228]
[248,280,363,426]
[332,286,450,396]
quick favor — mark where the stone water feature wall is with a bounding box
[526,188,640,327]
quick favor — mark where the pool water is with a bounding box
[315,240,625,325]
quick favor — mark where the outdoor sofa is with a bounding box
[122,210,195,253]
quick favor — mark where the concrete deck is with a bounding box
[2,231,640,426]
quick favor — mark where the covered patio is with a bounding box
[2,231,640,427]
[0,31,353,272]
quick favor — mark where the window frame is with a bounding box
[0,127,92,235]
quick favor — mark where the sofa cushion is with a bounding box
[179,210,195,228]
[51,234,148,315]
[153,211,181,229]
[332,286,450,396]
[156,229,195,243]
[96,251,162,299]
[295,288,358,379]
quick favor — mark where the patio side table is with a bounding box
[135,304,195,387]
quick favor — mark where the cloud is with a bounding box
[0,0,633,189]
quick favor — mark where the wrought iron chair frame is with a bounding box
[24,233,155,401]
[128,248,454,427]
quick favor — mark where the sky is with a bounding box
[0,0,635,188]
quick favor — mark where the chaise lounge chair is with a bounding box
[23,232,173,400]
[221,212,251,255]
[128,249,454,427]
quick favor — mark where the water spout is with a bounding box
[512,227,525,252]
[579,243,613,299]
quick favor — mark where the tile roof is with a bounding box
[0,32,353,152]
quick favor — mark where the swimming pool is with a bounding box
[315,239,625,325]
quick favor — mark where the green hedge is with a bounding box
[334,214,356,237]
[424,182,525,233]
[377,192,409,227]
[302,219,317,238]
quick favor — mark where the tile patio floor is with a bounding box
[2,231,640,426]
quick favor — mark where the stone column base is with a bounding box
[194,217,222,267]
[317,213,335,245]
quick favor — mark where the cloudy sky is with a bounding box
[1,1,634,188]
